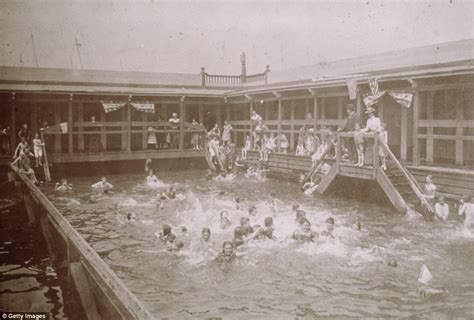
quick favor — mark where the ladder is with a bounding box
[301,143,334,185]
[40,130,52,183]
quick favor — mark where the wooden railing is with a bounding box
[201,66,269,86]
[376,134,434,214]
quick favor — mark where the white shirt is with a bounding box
[434,203,449,221]
[365,116,381,132]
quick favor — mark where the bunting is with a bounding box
[387,92,413,109]
[43,122,68,134]
[131,102,155,113]
[102,102,126,113]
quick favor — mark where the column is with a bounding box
[313,96,318,130]
[426,91,434,163]
[400,107,407,161]
[77,103,84,152]
[249,102,254,148]
[30,102,38,137]
[68,98,73,154]
[11,96,16,152]
[277,99,282,152]
[121,105,127,151]
[141,111,147,150]
[127,103,132,152]
[290,100,295,150]
[412,91,420,165]
[54,103,61,153]
[179,102,185,150]
[455,89,464,165]
[100,105,106,151]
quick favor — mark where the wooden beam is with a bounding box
[249,102,254,148]
[68,99,73,154]
[121,106,127,151]
[455,89,464,165]
[400,106,407,161]
[337,96,343,121]
[141,111,147,150]
[426,91,434,163]
[179,102,185,150]
[54,103,62,153]
[356,90,363,119]
[69,262,102,320]
[11,96,16,153]
[305,98,310,122]
[320,97,326,120]
[30,102,38,137]
[412,91,420,165]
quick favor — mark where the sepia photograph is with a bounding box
[0,0,473,319]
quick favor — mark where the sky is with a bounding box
[0,0,472,75]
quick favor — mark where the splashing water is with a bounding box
[43,170,474,319]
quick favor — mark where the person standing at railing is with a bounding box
[33,132,45,168]
[353,123,365,167]
[168,113,180,149]
[147,126,158,149]
[190,118,201,150]
[362,107,381,165]
[251,111,263,150]
[222,121,233,146]
[337,104,360,164]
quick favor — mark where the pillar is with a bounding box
[68,97,73,154]
[179,102,185,150]
[400,107,408,161]
[412,91,420,165]
[426,91,434,163]
[290,100,295,150]
[54,103,61,153]
[455,89,464,165]
[277,99,282,152]
[77,103,84,152]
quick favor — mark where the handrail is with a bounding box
[376,134,434,214]
[39,129,51,183]
[301,143,334,185]
[10,164,155,319]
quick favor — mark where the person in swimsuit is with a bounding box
[215,241,237,263]
[293,219,319,243]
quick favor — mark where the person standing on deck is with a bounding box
[222,121,233,146]
[362,107,381,165]
[18,123,30,143]
[168,113,180,149]
[337,104,360,164]
[147,126,158,149]
[190,118,201,150]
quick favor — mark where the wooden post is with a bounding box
[373,133,379,174]
[54,103,62,153]
[426,91,434,163]
[121,105,127,151]
[321,98,326,122]
[356,90,363,119]
[11,96,16,154]
[455,89,464,165]
[127,103,132,152]
[412,91,420,165]
[400,107,407,161]
[198,104,204,124]
[179,102,185,150]
[305,99,310,124]
[277,99,282,152]
[30,102,38,138]
[313,96,318,131]
[337,97,343,124]
[249,102,254,148]
[100,105,106,151]
[216,105,222,129]
[78,103,84,152]
[290,101,295,150]
[68,98,73,154]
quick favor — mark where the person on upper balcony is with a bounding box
[168,113,180,149]
[337,104,360,164]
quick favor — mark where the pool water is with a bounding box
[44,170,474,319]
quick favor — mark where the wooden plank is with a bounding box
[377,169,406,213]
[418,119,471,127]
[69,262,102,320]
[426,91,434,163]
[455,89,464,165]
[417,134,474,141]
[315,165,338,194]
[77,103,84,152]
[400,106,407,161]
[68,100,73,154]
[412,91,419,165]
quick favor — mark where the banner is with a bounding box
[102,102,126,113]
[131,103,155,113]
[388,92,413,108]
[346,79,357,100]
[43,122,68,134]
[363,91,385,107]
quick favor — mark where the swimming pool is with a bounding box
[44,170,474,319]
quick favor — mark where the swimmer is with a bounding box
[159,186,176,200]
[458,196,474,229]
[295,209,307,225]
[157,224,176,245]
[293,219,319,243]
[434,195,449,222]
[220,211,232,230]
[167,240,184,254]
[254,217,276,240]
[268,191,284,209]
[234,197,241,210]
[240,217,254,237]
[215,241,237,263]
[91,176,113,194]
[146,170,159,184]
[233,227,246,248]
[321,217,335,238]
[55,178,73,192]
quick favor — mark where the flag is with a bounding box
[43,122,68,134]
[131,103,155,113]
[102,102,126,113]
[346,79,357,100]
[369,78,379,95]
[388,92,413,108]
[363,91,385,107]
